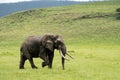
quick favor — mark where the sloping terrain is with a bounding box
[0,1,120,47]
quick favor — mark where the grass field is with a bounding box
[0,0,120,80]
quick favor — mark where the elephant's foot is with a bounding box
[19,66,24,69]
[31,65,38,69]
[42,62,45,67]
[48,65,52,69]
[42,62,48,68]
[19,65,25,69]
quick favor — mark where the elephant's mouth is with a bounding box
[59,50,73,61]
[59,50,69,61]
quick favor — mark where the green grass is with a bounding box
[0,0,120,80]
[0,47,120,80]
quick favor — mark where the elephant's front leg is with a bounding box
[41,56,49,67]
[39,53,49,68]
[48,52,54,69]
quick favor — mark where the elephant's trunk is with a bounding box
[59,44,73,70]
[59,50,65,70]
[59,45,68,70]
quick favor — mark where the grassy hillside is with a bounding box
[0,1,120,80]
[0,1,120,46]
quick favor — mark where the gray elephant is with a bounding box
[19,34,73,70]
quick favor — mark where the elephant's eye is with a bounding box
[54,43,58,47]
[57,41,63,45]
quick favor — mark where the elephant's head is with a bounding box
[54,35,67,58]
[42,34,73,69]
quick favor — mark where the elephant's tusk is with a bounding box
[59,50,70,61]
[66,53,74,59]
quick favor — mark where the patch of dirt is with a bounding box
[72,12,116,20]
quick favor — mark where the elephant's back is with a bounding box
[20,36,42,56]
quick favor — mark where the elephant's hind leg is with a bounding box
[28,57,38,69]
[19,55,27,69]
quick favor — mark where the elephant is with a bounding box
[19,34,73,70]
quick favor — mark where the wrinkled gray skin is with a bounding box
[19,34,67,70]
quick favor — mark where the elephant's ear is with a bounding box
[42,39,54,51]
